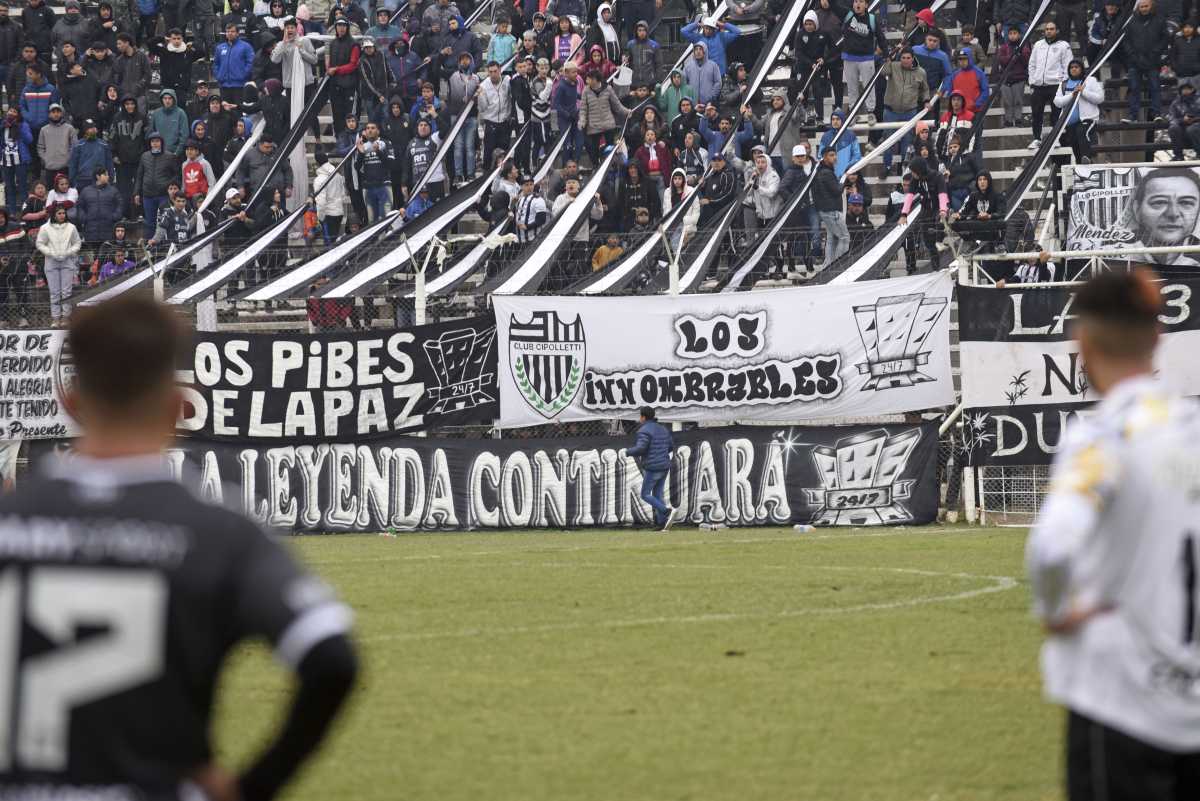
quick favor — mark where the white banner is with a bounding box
[494,271,955,428]
[0,330,78,440]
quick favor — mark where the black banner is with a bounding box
[177,317,498,441]
[156,423,940,532]
[958,280,1200,465]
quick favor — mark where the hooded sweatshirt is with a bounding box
[950,49,990,111]
[107,99,145,164]
[656,70,695,121]
[149,89,189,155]
[589,4,621,64]
[817,110,861,178]
[447,57,480,116]
[682,42,722,107]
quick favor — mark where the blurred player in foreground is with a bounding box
[0,293,358,801]
[1027,269,1200,800]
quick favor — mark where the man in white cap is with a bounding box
[782,143,820,270]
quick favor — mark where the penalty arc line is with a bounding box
[359,565,1020,644]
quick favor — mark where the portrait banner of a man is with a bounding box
[1068,165,1200,272]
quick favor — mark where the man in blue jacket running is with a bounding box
[626,405,677,531]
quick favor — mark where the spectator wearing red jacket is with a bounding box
[949,47,989,112]
[324,18,361,134]
[634,128,672,195]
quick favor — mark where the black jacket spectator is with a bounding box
[149,37,202,96]
[0,13,22,69]
[1173,27,1200,79]
[133,148,178,198]
[77,180,123,241]
[21,0,56,57]
[812,159,842,212]
[990,0,1031,27]
[107,101,145,165]
[1123,6,1169,71]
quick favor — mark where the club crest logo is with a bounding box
[853,292,947,390]
[803,428,922,526]
[423,324,496,414]
[509,311,586,419]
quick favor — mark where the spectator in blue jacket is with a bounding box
[683,42,722,107]
[913,31,954,94]
[681,17,741,75]
[19,63,59,140]
[213,23,255,103]
[552,60,582,163]
[699,108,753,155]
[1,107,32,216]
[626,405,677,531]
[67,119,115,189]
[817,107,862,178]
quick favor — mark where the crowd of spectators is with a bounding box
[0,0,1191,323]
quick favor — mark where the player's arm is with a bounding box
[227,526,359,801]
[1025,431,1120,631]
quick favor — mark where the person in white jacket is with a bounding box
[312,150,347,240]
[1053,59,1106,163]
[1027,20,1074,149]
[36,204,82,326]
[661,168,701,250]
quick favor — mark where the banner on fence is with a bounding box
[0,329,77,440]
[146,422,940,531]
[178,316,498,440]
[958,280,1200,464]
[1,317,499,441]
[1067,165,1200,272]
[493,271,956,428]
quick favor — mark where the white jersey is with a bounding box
[1027,375,1200,752]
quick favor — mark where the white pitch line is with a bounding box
[359,566,1019,644]
[306,526,1010,567]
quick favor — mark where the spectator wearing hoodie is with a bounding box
[133,130,176,227]
[753,92,801,170]
[841,0,887,116]
[76,167,123,245]
[388,39,426,107]
[881,49,929,172]
[437,16,483,86]
[180,137,216,198]
[19,64,59,142]
[421,0,459,35]
[991,23,1031,127]
[1054,57,1105,163]
[792,11,834,123]
[992,0,1032,36]
[626,21,659,89]
[681,17,741,75]
[579,44,617,85]
[150,88,189,157]
[937,91,976,154]
[108,95,144,214]
[656,69,695,124]
[1122,0,1168,123]
[817,108,861,178]
[941,133,980,209]
[37,104,76,186]
[670,97,702,151]
[215,23,255,104]
[367,7,404,51]
[0,108,31,216]
[67,119,113,189]
[719,61,750,115]
[683,43,722,108]
[950,47,989,112]
[447,52,479,183]
[1027,19,1071,147]
[1167,80,1200,159]
[586,4,622,64]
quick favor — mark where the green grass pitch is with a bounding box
[213,525,1063,801]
